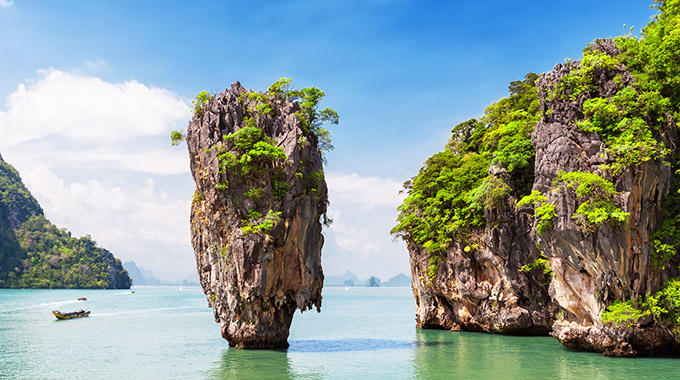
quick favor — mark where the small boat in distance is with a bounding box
[77,296,87,301]
[131,290,136,294]
[52,309,90,320]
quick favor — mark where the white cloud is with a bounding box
[0,68,190,147]
[0,67,195,280]
[322,172,410,280]
[23,164,126,224]
[326,173,405,210]
[0,0,13,8]
[61,149,190,176]
[327,209,381,255]
[21,164,192,277]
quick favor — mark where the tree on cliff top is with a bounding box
[172,79,339,162]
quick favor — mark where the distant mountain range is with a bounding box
[123,261,199,286]
[324,271,411,287]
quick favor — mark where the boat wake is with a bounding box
[0,299,77,314]
[88,306,205,318]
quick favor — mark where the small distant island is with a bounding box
[0,154,131,289]
[324,271,411,287]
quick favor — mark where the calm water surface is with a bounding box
[0,286,677,379]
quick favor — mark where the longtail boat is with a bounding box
[52,309,90,320]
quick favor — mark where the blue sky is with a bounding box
[0,0,657,281]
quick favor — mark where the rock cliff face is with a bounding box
[534,41,679,356]
[187,82,327,349]
[409,165,555,334]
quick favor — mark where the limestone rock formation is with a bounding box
[401,38,680,356]
[186,82,328,349]
[534,41,679,356]
[409,164,555,335]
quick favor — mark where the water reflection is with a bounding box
[289,338,414,353]
[411,328,680,379]
[208,348,298,379]
[412,328,563,378]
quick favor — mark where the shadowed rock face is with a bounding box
[186,82,326,349]
[534,41,679,356]
[409,164,555,335]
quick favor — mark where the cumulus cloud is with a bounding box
[0,0,13,8]
[0,68,190,147]
[61,149,190,176]
[0,68,195,280]
[0,68,192,177]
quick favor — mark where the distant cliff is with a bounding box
[184,79,336,349]
[394,2,680,356]
[123,261,161,285]
[0,155,131,289]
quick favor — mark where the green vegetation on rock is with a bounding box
[601,299,650,328]
[193,90,214,114]
[170,129,185,146]
[267,78,339,159]
[551,44,671,176]
[0,157,130,289]
[186,78,338,237]
[516,190,556,234]
[217,117,287,179]
[392,73,540,273]
[519,253,552,278]
[554,170,629,232]
[241,210,282,235]
[602,279,680,331]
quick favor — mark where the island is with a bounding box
[0,154,131,289]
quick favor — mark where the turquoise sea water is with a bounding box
[0,286,678,379]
